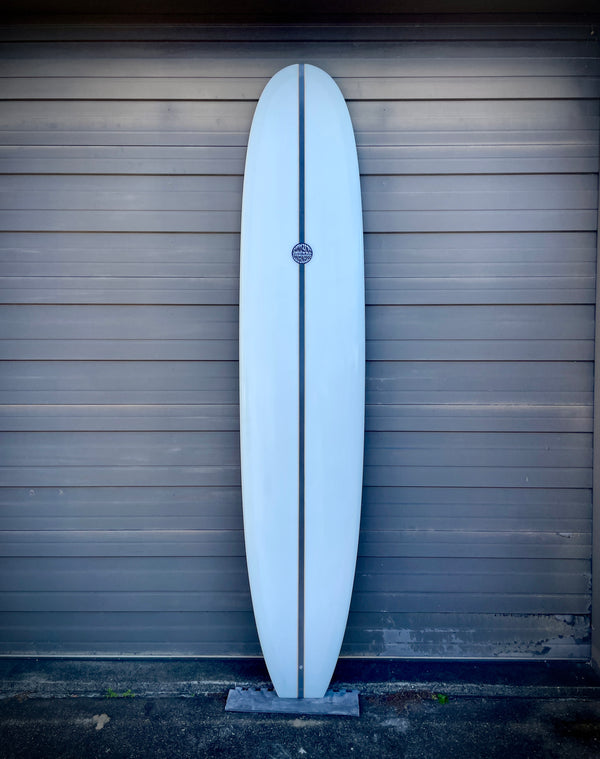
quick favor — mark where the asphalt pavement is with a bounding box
[1,658,599,758]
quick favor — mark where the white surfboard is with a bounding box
[239,64,364,699]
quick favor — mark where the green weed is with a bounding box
[105,688,135,699]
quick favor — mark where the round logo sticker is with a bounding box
[292,243,313,264]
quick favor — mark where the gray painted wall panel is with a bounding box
[2,231,595,306]
[5,173,597,208]
[2,144,597,175]
[0,20,596,660]
[1,100,596,145]
[3,75,600,100]
[0,360,591,405]
[2,40,598,76]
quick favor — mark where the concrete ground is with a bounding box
[1,659,600,758]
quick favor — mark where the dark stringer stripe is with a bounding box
[297,62,306,700]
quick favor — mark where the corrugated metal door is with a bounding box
[0,20,597,657]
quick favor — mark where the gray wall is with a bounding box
[0,20,598,657]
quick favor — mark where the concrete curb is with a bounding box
[1,658,600,700]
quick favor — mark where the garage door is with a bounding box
[0,20,596,657]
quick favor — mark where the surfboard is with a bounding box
[239,64,364,699]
